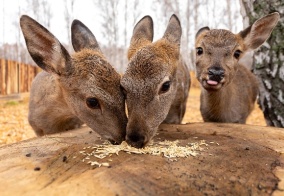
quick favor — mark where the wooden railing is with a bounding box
[0,59,40,95]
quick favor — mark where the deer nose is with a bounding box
[208,66,225,82]
[126,132,146,148]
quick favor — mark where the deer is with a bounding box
[194,12,280,123]
[20,15,127,144]
[121,14,191,148]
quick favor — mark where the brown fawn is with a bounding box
[195,12,280,123]
[20,15,127,144]
[121,14,191,148]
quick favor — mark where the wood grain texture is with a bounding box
[0,123,283,196]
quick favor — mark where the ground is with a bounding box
[0,83,266,146]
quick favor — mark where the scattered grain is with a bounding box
[81,139,208,167]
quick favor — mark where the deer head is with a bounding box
[20,15,127,143]
[121,14,182,148]
[195,12,280,91]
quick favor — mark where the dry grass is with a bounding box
[0,98,35,145]
[0,78,266,146]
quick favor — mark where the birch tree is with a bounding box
[240,0,284,127]
[93,0,123,71]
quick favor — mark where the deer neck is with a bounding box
[201,83,235,115]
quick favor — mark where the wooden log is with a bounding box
[0,123,283,195]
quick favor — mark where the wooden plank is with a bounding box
[0,59,3,95]
[10,61,13,94]
[11,61,17,94]
[19,63,23,93]
[24,63,28,92]
[0,123,283,195]
[5,60,9,95]
[23,63,28,92]
[11,61,14,94]
[19,63,22,93]
[17,62,20,93]
[28,65,33,92]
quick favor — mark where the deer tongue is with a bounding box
[207,80,218,86]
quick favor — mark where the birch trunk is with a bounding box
[240,0,284,127]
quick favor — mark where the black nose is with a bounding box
[126,132,145,148]
[208,66,225,82]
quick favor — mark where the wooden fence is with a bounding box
[0,59,40,95]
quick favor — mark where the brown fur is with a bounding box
[195,12,280,123]
[121,15,191,148]
[21,15,127,143]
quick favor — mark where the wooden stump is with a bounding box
[0,123,283,195]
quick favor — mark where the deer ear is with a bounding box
[196,27,210,39]
[128,15,153,60]
[71,19,101,52]
[20,15,71,76]
[163,14,182,46]
[238,12,280,50]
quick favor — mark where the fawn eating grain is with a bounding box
[20,15,127,144]
[121,14,191,148]
[195,13,280,123]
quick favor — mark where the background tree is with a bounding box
[1,0,243,71]
[240,0,284,127]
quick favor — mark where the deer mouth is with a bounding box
[202,79,224,91]
[126,132,149,148]
[207,80,219,86]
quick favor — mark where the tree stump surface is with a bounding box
[0,123,284,196]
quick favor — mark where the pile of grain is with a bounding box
[79,140,208,167]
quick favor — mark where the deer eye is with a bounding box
[159,81,171,94]
[86,97,100,109]
[196,47,203,55]
[234,50,242,59]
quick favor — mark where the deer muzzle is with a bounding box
[126,131,147,148]
[207,66,225,85]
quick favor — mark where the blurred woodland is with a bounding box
[0,0,242,72]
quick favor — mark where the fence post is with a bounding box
[17,62,20,94]
[0,59,38,95]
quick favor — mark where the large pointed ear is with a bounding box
[238,12,280,50]
[71,19,101,52]
[195,27,210,39]
[162,14,182,46]
[128,15,153,60]
[20,15,71,76]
